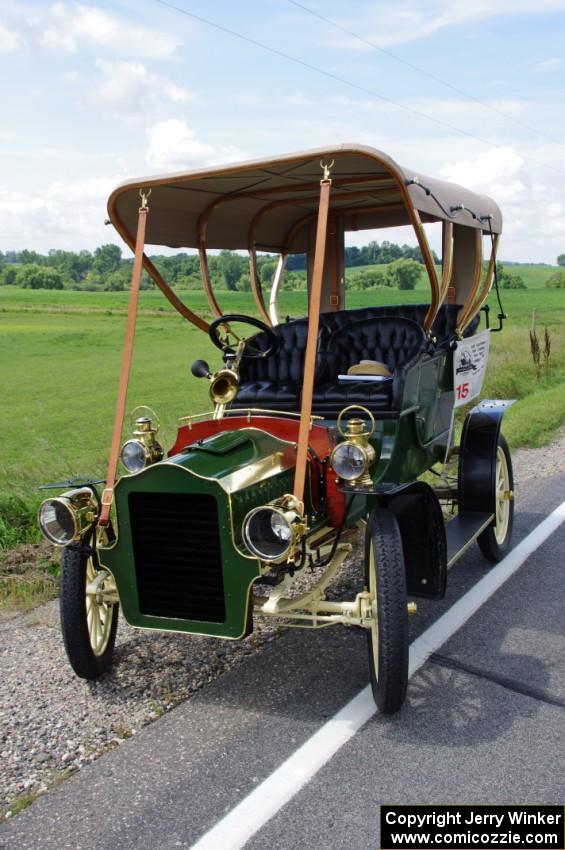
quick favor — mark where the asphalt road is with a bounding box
[1,469,564,850]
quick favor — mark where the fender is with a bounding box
[382,481,447,600]
[458,399,514,515]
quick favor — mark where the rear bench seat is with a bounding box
[232,304,479,418]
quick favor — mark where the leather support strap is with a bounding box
[99,203,148,526]
[328,215,340,310]
[293,178,332,507]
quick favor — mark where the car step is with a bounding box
[446,512,494,568]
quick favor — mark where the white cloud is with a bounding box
[0,175,127,253]
[6,2,179,59]
[333,0,565,47]
[92,60,193,114]
[439,147,565,262]
[145,120,243,170]
[440,147,525,204]
[0,21,21,52]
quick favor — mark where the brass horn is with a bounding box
[209,368,240,405]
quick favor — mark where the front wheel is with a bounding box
[60,547,119,679]
[477,435,514,562]
[365,508,409,714]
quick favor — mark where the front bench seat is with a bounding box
[232,318,326,412]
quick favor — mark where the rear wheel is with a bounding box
[365,508,409,714]
[60,547,119,679]
[477,435,514,562]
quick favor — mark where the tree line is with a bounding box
[0,240,437,292]
[3,242,550,293]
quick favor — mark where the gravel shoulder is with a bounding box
[2,430,565,818]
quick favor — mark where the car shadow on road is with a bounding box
[381,650,554,747]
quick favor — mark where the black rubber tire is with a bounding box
[477,434,514,563]
[60,548,119,679]
[365,508,409,714]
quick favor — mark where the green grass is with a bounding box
[0,276,563,555]
[0,554,60,611]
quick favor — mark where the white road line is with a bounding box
[190,501,565,850]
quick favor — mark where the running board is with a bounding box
[446,512,494,568]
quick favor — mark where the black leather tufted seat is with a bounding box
[233,319,326,412]
[231,303,479,417]
[312,317,426,417]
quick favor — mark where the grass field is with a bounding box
[1,268,564,551]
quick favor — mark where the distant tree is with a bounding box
[344,246,362,267]
[258,260,278,286]
[286,253,307,271]
[379,241,403,264]
[385,258,422,290]
[496,263,526,290]
[546,270,565,288]
[93,244,122,276]
[80,271,105,291]
[18,249,46,266]
[16,264,64,289]
[1,266,18,285]
[282,271,307,290]
[238,274,252,292]
[48,249,92,282]
[347,269,386,289]
[557,254,565,267]
[216,250,244,291]
[502,273,526,289]
[106,270,129,291]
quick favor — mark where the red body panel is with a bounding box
[169,415,346,526]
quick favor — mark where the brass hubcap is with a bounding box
[85,559,114,656]
[494,445,511,545]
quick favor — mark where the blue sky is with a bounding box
[0,0,564,261]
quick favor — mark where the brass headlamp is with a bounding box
[330,405,377,488]
[121,415,163,473]
[242,494,306,563]
[38,487,98,546]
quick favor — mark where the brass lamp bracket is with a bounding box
[337,405,376,438]
[320,159,334,182]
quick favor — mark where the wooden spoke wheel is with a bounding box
[364,508,409,714]
[60,547,119,679]
[477,435,514,562]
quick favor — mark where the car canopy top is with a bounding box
[108,143,502,335]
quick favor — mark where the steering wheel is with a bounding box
[209,314,280,360]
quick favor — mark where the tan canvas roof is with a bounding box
[108,144,502,252]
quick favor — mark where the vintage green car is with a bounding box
[38,145,514,713]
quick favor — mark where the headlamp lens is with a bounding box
[330,442,368,481]
[243,507,293,562]
[121,440,147,473]
[38,499,76,545]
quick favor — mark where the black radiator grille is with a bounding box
[129,492,226,623]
